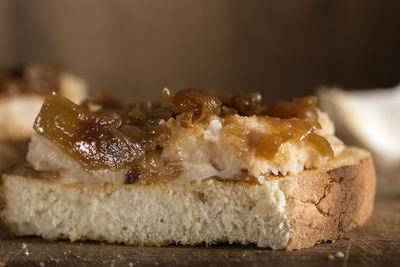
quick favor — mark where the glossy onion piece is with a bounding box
[34,93,145,169]
[162,88,222,127]
[93,91,122,109]
[227,92,262,116]
[262,96,318,120]
[256,117,333,159]
[268,118,320,141]
[255,134,280,159]
[305,133,334,157]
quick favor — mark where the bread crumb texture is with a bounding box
[0,147,375,250]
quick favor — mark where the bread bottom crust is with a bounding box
[0,147,376,250]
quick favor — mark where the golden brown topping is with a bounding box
[129,101,160,113]
[90,91,122,109]
[35,93,144,169]
[34,93,173,171]
[219,93,317,120]
[262,96,318,120]
[162,88,222,127]
[223,92,263,116]
[221,105,238,116]
[33,88,334,182]
[254,117,333,159]
[255,134,280,160]
[305,132,334,157]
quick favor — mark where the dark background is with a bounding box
[1,0,400,103]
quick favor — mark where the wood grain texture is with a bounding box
[0,192,398,266]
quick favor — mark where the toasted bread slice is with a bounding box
[0,147,375,250]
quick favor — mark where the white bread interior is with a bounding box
[0,147,375,250]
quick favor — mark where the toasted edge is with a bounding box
[284,148,376,249]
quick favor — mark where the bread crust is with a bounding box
[283,151,375,249]
[0,147,376,250]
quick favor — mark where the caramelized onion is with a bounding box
[254,116,333,159]
[33,89,334,182]
[163,88,222,127]
[92,91,122,109]
[255,134,280,159]
[224,92,262,116]
[262,96,318,120]
[34,93,173,172]
[305,133,334,157]
[34,93,144,169]
[255,117,312,158]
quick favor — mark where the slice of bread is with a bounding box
[0,147,375,250]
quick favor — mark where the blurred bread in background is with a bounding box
[318,86,400,179]
[0,64,88,140]
[0,64,88,172]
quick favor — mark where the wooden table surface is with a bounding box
[0,175,399,267]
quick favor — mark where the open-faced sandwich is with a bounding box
[0,64,87,172]
[0,88,375,250]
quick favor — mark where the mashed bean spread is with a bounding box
[29,88,341,184]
